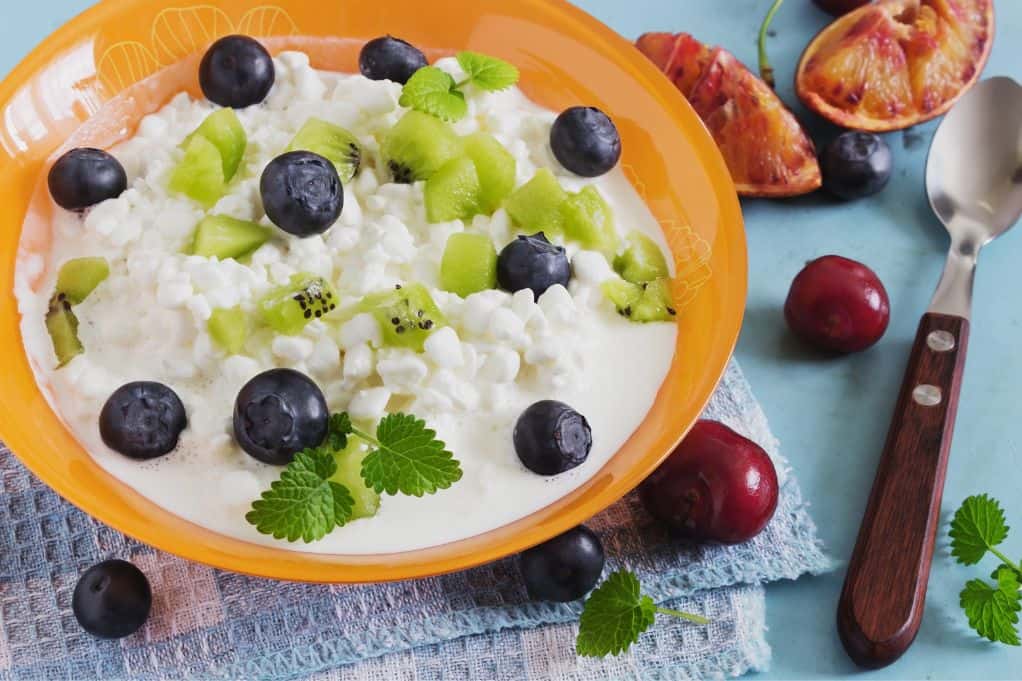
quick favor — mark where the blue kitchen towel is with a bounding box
[0,360,830,680]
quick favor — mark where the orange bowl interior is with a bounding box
[0,0,746,582]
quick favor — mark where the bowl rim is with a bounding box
[0,0,746,583]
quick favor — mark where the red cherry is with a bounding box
[812,0,872,16]
[784,255,890,353]
[639,420,779,544]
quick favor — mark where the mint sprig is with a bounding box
[247,411,462,542]
[398,67,467,122]
[245,449,354,543]
[399,51,520,122]
[456,51,520,92]
[961,568,1021,646]
[325,412,352,451]
[576,570,709,657]
[950,494,1011,565]
[949,495,1022,646]
[357,413,462,496]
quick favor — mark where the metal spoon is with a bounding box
[838,77,1022,669]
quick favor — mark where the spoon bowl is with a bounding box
[926,76,1022,244]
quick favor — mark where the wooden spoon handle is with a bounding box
[837,312,969,669]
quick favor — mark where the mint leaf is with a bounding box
[960,568,1021,646]
[951,495,1010,565]
[399,66,467,122]
[246,449,354,543]
[992,559,1022,581]
[456,51,520,91]
[326,412,353,451]
[359,413,462,496]
[576,570,657,657]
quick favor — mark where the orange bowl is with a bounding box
[0,0,745,582]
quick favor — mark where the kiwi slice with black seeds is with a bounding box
[259,274,339,336]
[358,283,447,352]
[601,277,676,322]
[381,111,461,184]
[45,294,83,367]
[288,118,362,183]
[56,257,109,304]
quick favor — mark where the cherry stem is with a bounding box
[655,605,710,625]
[758,0,785,89]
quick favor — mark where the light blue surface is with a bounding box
[1,1,1020,679]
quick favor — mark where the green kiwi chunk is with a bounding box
[287,118,361,183]
[462,133,516,213]
[381,111,461,183]
[186,108,247,181]
[614,230,669,284]
[208,306,248,354]
[259,274,339,336]
[601,278,643,315]
[425,157,482,223]
[601,277,676,322]
[190,214,272,260]
[329,437,380,520]
[631,278,676,322]
[505,168,567,236]
[358,283,447,352]
[45,294,83,367]
[169,134,226,207]
[56,257,109,305]
[440,232,497,297]
[561,185,618,258]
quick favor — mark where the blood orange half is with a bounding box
[638,32,821,198]
[796,0,994,132]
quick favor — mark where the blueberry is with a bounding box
[199,35,275,108]
[48,148,127,211]
[233,368,328,465]
[550,106,621,177]
[821,131,893,200]
[260,151,343,237]
[514,400,592,476]
[72,560,152,639]
[520,525,605,602]
[497,233,571,299]
[359,36,428,84]
[99,382,187,460]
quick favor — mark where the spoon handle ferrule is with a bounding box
[928,239,977,319]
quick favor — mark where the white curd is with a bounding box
[16,52,677,554]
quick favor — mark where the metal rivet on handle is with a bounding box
[927,330,956,352]
[912,384,943,407]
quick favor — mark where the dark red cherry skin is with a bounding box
[639,420,779,544]
[784,255,890,353]
[812,0,872,16]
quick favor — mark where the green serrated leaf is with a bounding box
[992,559,1022,581]
[359,413,462,496]
[246,449,354,543]
[576,570,657,657]
[326,412,353,451]
[950,494,1010,566]
[329,481,355,524]
[399,66,467,122]
[960,568,1021,646]
[456,51,520,91]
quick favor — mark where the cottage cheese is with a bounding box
[16,52,677,554]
